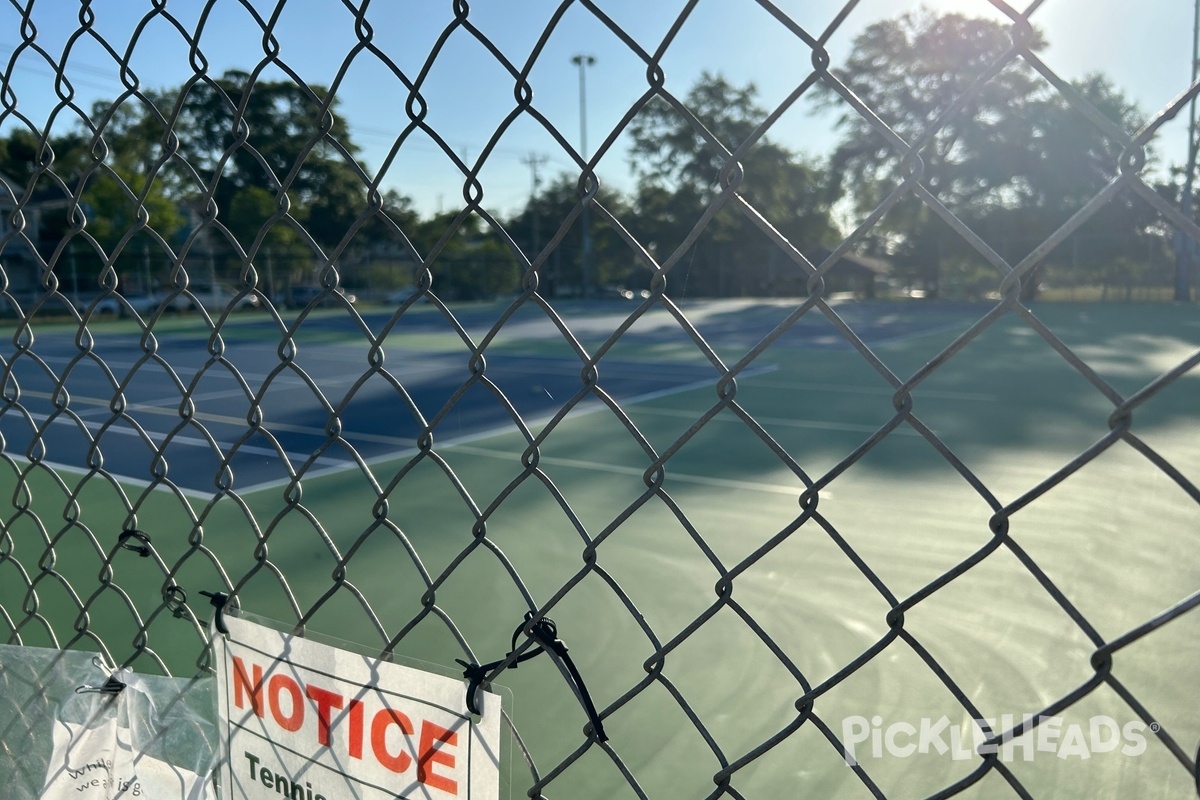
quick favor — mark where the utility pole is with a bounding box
[142,241,152,294]
[266,247,276,305]
[69,244,79,309]
[522,152,547,258]
[571,53,596,298]
[1175,0,1200,301]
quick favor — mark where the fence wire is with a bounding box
[0,1,1198,798]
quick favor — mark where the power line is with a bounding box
[0,42,135,92]
[353,123,551,161]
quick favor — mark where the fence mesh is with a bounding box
[1,1,1198,798]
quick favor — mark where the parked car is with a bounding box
[385,288,429,305]
[74,292,162,318]
[603,285,652,300]
[160,283,260,312]
[287,285,356,308]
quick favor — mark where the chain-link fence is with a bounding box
[1,1,1198,797]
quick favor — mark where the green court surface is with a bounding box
[2,300,1198,798]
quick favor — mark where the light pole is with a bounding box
[572,53,595,298]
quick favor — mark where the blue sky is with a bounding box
[0,0,1194,221]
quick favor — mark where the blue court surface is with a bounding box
[0,299,973,495]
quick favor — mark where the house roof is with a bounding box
[0,171,76,209]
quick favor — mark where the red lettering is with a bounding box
[268,674,304,732]
[305,685,344,747]
[229,654,462,788]
[348,699,364,759]
[231,657,263,717]
[418,721,458,795]
[370,708,413,773]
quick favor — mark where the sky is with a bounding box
[0,0,1194,221]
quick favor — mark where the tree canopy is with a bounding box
[626,72,838,296]
[0,70,401,298]
[815,10,1155,298]
[0,14,1180,306]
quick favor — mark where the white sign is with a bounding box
[41,719,210,800]
[214,616,501,800]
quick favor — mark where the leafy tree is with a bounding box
[631,75,765,194]
[0,97,187,293]
[177,70,370,253]
[401,211,520,301]
[505,174,636,297]
[0,127,58,186]
[628,72,837,296]
[816,11,1151,299]
[970,75,1158,298]
[68,96,187,250]
[78,163,185,253]
[0,73,425,302]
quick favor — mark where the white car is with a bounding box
[160,283,260,312]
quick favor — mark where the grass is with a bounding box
[2,299,1198,798]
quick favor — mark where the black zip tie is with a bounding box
[117,529,152,557]
[455,630,543,715]
[456,611,608,742]
[200,590,230,635]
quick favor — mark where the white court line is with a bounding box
[446,443,813,497]
[14,362,793,497]
[36,352,452,385]
[15,313,981,498]
[744,379,996,402]
[12,408,340,470]
[231,364,783,495]
[866,318,982,348]
[1,455,217,501]
[74,387,254,417]
[628,406,922,435]
[17,388,409,446]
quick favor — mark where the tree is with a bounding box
[400,211,520,301]
[78,163,186,254]
[978,74,1158,298]
[628,73,838,296]
[0,127,61,186]
[505,174,635,297]
[67,94,189,254]
[816,11,1150,299]
[0,74,429,302]
[2,96,189,293]
[177,70,373,255]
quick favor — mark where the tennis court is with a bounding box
[2,298,1197,798]
[0,298,970,496]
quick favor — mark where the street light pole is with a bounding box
[572,53,595,298]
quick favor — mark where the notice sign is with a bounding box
[214,616,501,800]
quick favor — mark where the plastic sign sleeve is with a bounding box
[213,615,501,800]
